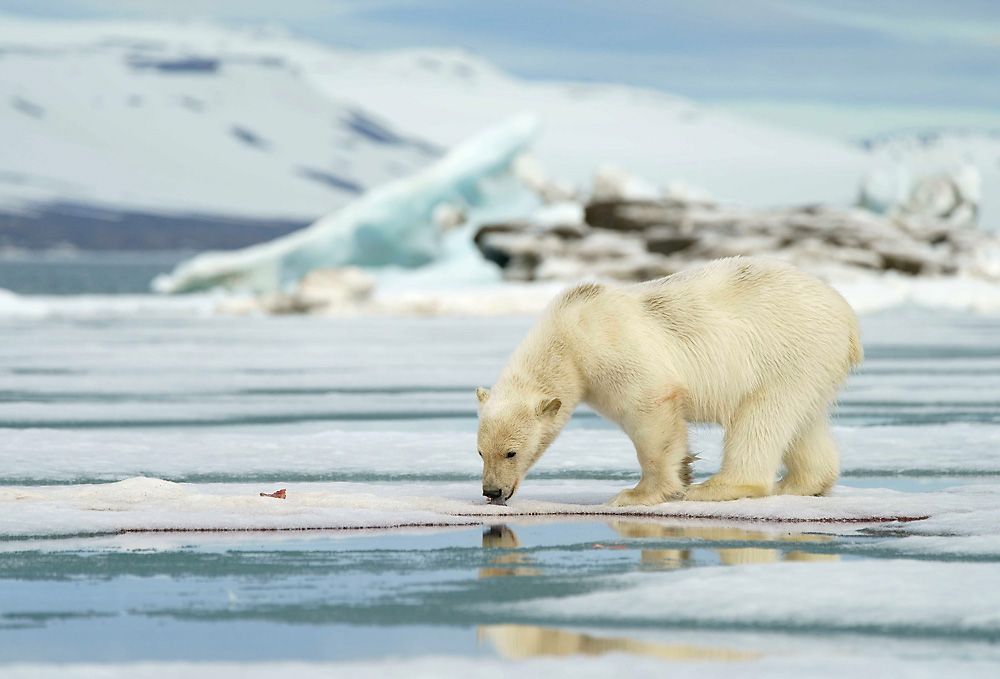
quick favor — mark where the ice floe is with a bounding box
[0,477,482,538]
[3,477,999,539]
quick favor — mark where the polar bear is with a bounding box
[476,256,862,506]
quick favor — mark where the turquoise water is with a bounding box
[0,519,878,662]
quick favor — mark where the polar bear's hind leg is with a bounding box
[776,411,839,496]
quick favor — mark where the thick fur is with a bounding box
[476,256,863,505]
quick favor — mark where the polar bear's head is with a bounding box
[475,386,562,504]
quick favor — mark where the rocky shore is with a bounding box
[474,166,998,284]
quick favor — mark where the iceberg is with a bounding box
[153,115,540,294]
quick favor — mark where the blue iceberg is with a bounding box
[154,115,540,294]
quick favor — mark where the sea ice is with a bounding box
[3,477,999,539]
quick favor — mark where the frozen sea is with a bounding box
[2,299,1000,678]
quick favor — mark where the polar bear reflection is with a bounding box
[479,521,838,579]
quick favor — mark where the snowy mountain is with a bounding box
[0,14,904,249]
[304,49,871,208]
[0,16,440,249]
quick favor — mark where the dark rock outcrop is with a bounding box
[475,194,1000,283]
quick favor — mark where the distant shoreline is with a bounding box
[0,202,311,252]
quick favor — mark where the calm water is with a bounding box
[0,519,872,663]
[0,251,190,294]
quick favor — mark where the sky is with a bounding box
[1,0,998,138]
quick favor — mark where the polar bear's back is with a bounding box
[551,257,861,422]
[635,257,860,372]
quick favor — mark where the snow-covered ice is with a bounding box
[0,477,487,538]
[2,477,997,539]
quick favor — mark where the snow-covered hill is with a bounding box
[302,49,870,208]
[3,13,982,249]
[0,16,439,233]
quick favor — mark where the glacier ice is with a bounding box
[153,115,540,294]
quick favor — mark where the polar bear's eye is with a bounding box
[506,451,517,458]
[478,450,483,458]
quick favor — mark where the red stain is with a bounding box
[260,489,286,499]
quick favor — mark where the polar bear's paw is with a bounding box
[607,486,683,507]
[684,479,769,502]
[775,478,833,497]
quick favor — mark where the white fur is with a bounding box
[476,257,863,505]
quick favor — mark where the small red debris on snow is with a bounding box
[592,543,627,550]
[260,489,286,499]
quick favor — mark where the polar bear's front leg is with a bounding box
[608,402,688,507]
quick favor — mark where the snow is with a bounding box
[0,477,484,538]
[0,17,439,221]
[3,478,998,539]
[151,115,538,293]
[308,48,870,207]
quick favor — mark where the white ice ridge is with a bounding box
[153,114,539,294]
[2,425,999,485]
[9,272,1000,319]
[3,478,1000,539]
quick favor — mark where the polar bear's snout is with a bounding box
[483,479,518,505]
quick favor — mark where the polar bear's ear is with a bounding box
[476,387,491,404]
[537,397,561,417]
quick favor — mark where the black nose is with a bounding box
[483,488,502,499]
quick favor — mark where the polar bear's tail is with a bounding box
[847,324,864,370]
[680,450,698,487]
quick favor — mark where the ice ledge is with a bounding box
[7,478,998,539]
